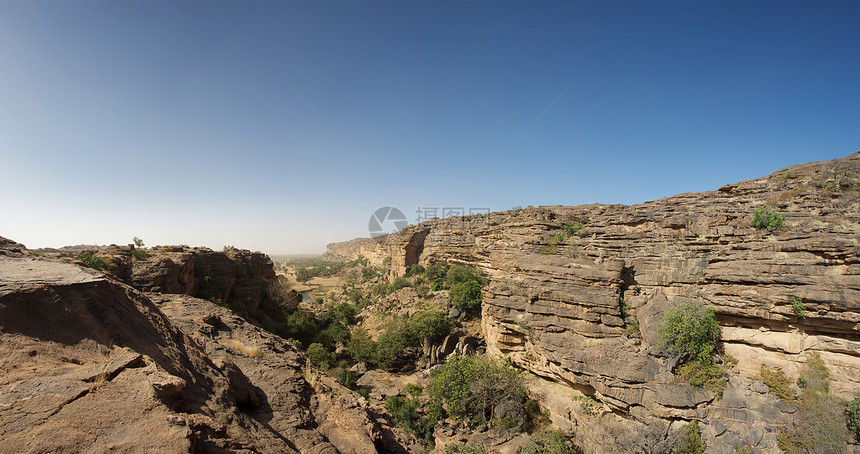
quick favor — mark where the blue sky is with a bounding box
[1,1,858,254]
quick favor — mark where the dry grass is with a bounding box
[757,365,796,401]
[230,339,263,357]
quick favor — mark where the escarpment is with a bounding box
[329,152,860,452]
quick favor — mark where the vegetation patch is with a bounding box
[76,252,105,271]
[790,296,806,319]
[659,299,720,361]
[659,300,730,395]
[674,421,706,454]
[675,358,730,397]
[779,169,796,180]
[757,365,796,401]
[751,206,786,232]
[777,352,849,453]
[428,355,527,431]
[571,395,600,416]
[562,221,585,237]
[819,163,856,193]
[521,429,574,454]
[847,396,860,441]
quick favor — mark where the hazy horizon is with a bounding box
[2,2,858,255]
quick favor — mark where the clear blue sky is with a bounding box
[1,1,858,254]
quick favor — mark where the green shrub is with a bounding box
[659,300,720,361]
[446,265,482,286]
[563,221,585,237]
[414,284,431,298]
[346,327,377,363]
[130,248,148,260]
[375,318,414,369]
[386,394,420,428]
[390,276,412,292]
[428,354,525,430]
[317,322,350,350]
[406,383,423,398]
[372,282,390,297]
[340,369,357,389]
[537,244,557,255]
[356,388,370,400]
[409,308,454,344]
[758,365,796,401]
[322,302,358,325]
[306,342,335,369]
[847,396,860,440]
[425,262,449,281]
[76,252,105,271]
[521,429,573,454]
[779,169,796,180]
[524,398,550,432]
[450,280,483,310]
[751,206,786,232]
[675,421,706,454]
[790,296,806,319]
[280,310,318,347]
[385,394,440,441]
[406,264,425,276]
[346,288,363,303]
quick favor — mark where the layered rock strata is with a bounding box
[329,153,860,452]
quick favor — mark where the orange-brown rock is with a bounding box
[0,254,381,453]
[329,152,860,453]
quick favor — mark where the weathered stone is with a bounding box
[329,152,860,452]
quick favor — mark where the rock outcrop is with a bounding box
[0,253,380,452]
[45,244,277,312]
[329,152,860,452]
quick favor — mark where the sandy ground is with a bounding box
[278,268,344,295]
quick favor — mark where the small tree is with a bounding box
[428,354,525,430]
[133,237,144,248]
[659,299,720,361]
[450,280,483,310]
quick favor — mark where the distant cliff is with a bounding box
[328,152,860,453]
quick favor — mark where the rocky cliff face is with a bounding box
[47,244,277,311]
[0,246,380,453]
[328,152,860,452]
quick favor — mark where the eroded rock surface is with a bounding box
[329,152,860,452]
[0,255,380,453]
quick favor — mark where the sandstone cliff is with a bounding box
[328,152,860,452]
